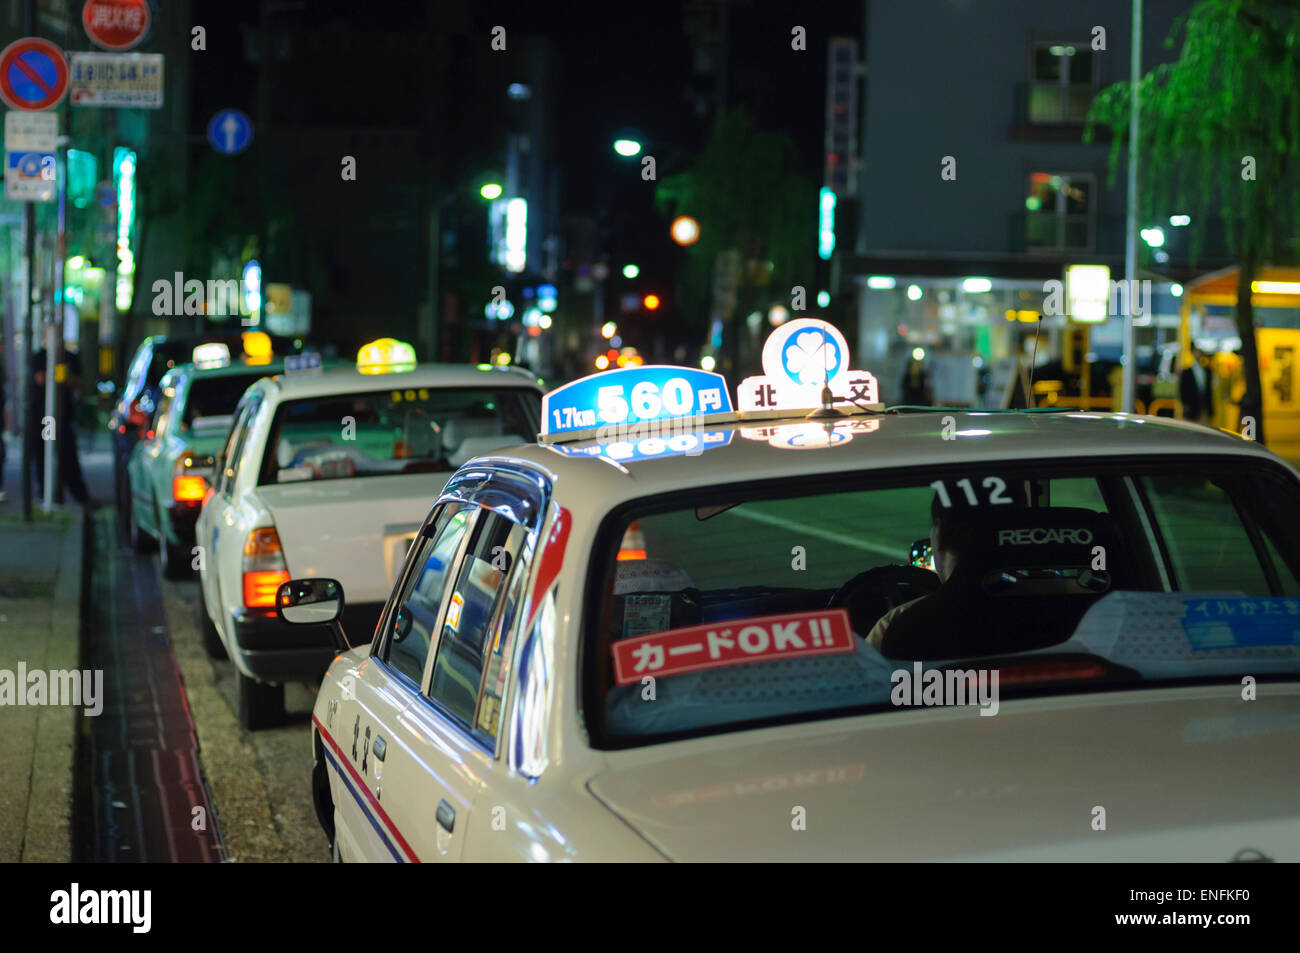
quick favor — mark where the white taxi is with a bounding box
[287,320,1300,862]
[195,349,543,729]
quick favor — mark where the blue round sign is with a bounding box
[207,109,254,156]
[781,327,842,387]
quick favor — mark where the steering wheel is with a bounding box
[827,565,941,637]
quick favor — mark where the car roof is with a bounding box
[255,362,543,400]
[164,359,287,382]
[485,410,1289,512]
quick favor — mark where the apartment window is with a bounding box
[1028,41,1096,122]
[1025,172,1094,251]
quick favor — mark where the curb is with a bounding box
[19,511,85,863]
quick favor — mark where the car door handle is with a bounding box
[372,735,386,762]
[436,799,455,833]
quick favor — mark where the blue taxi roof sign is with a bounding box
[541,364,733,439]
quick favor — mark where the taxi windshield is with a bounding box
[258,387,539,483]
[587,459,1300,746]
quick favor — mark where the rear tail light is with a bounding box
[173,475,207,502]
[127,398,149,429]
[242,527,290,608]
[173,452,210,503]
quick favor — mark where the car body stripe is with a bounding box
[321,745,404,863]
[315,715,421,863]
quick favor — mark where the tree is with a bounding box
[655,107,817,375]
[1086,0,1300,443]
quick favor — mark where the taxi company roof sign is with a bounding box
[4,111,58,202]
[70,52,163,108]
[738,318,879,412]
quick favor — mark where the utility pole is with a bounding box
[20,0,36,521]
[1122,0,1142,413]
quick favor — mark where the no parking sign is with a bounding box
[0,37,69,111]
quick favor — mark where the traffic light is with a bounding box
[643,294,660,311]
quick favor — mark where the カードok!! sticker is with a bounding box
[611,609,854,685]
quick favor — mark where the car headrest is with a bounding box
[954,505,1122,582]
[440,416,503,451]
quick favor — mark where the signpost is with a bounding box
[0,37,70,111]
[82,0,151,52]
[207,109,253,156]
[69,52,163,108]
[4,111,58,202]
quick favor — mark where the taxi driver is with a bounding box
[866,485,1024,651]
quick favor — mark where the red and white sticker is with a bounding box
[611,609,854,685]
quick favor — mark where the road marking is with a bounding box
[730,507,909,560]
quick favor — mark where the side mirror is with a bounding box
[276,578,352,651]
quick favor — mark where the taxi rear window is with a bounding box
[586,461,1300,746]
[258,387,540,484]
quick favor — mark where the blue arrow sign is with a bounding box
[207,109,253,156]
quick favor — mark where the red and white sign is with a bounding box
[611,609,855,685]
[82,0,150,52]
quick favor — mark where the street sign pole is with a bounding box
[45,122,67,512]
[1122,0,1142,414]
[21,201,34,521]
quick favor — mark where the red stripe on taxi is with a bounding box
[314,714,421,863]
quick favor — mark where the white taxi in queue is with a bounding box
[289,321,1300,862]
[195,353,542,729]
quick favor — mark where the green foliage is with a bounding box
[1085,0,1300,265]
[655,107,817,330]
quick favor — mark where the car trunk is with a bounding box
[587,683,1300,861]
[256,474,447,605]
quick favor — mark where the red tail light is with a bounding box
[242,527,289,608]
[173,474,207,502]
[127,398,149,429]
[243,570,290,608]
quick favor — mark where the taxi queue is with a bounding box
[123,322,1300,862]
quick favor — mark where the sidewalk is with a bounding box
[0,508,85,862]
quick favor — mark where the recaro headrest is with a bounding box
[955,505,1122,581]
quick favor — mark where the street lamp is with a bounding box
[670,215,700,246]
[613,139,642,157]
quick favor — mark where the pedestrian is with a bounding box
[27,348,91,507]
[900,355,932,405]
[1178,345,1215,426]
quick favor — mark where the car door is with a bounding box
[199,394,259,636]
[329,501,476,861]
[397,473,540,861]
[128,384,173,534]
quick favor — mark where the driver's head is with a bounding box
[929,479,1029,583]
[930,494,977,583]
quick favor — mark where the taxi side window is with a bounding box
[474,550,529,742]
[1142,474,1271,594]
[382,505,473,686]
[427,511,527,729]
[219,394,262,497]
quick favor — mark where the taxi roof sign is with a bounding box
[357,337,416,375]
[192,342,231,369]
[542,364,733,440]
[738,318,880,412]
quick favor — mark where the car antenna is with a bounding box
[1026,316,1042,409]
